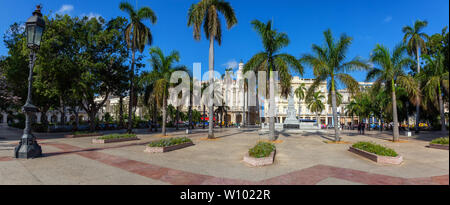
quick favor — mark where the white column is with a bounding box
[57,113,61,123]
[36,113,42,123]
[1,112,7,124]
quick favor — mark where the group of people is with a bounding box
[357,122,366,135]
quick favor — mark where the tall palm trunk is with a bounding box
[392,80,400,141]
[119,96,124,128]
[189,93,193,130]
[208,36,215,139]
[242,84,246,127]
[246,86,249,125]
[269,70,276,140]
[415,45,421,133]
[316,113,320,128]
[203,105,205,129]
[256,88,261,128]
[152,97,158,132]
[176,106,180,130]
[438,85,446,131]
[60,97,66,125]
[162,91,167,136]
[127,50,136,133]
[331,80,340,141]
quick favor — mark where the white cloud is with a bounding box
[384,16,392,23]
[81,12,102,20]
[58,4,74,14]
[222,59,238,69]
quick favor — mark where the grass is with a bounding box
[97,133,136,140]
[248,142,276,158]
[431,137,449,145]
[148,137,192,147]
[72,131,98,135]
[352,141,398,157]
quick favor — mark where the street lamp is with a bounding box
[14,5,45,159]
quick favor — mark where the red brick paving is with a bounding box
[0,156,13,162]
[40,142,449,185]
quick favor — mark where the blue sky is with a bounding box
[0,0,448,85]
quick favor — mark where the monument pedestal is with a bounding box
[259,91,324,135]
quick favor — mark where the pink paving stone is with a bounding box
[0,156,13,161]
[261,166,329,185]
[43,142,449,185]
[404,177,436,185]
[201,177,256,185]
[160,169,214,185]
[431,175,449,185]
[132,166,171,180]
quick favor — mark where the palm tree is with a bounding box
[420,53,449,131]
[306,91,325,128]
[143,47,187,136]
[366,44,419,141]
[345,100,357,129]
[327,90,342,107]
[187,0,237,139]
[402,20,429,133]
[369,86,390,131]
[294,83,306,118]
[245,20,304,140]
[301,29,369,142]
[119,1,157,133]
[200,82,210,129]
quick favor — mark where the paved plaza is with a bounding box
[0,127,448,185]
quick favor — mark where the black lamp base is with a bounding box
[14,134,42,159]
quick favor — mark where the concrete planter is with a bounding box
[144,142,194,153]
[429,143,449,150]
[65,133,103,138]
[349,146,403,165]
[243,150,276,167]
[92,137,139,144]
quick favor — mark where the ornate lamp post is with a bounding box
[14,5,45,159]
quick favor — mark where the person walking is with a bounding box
[357,123,361,134]
[362,122,366,135]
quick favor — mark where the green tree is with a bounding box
[301,29,369,141]
[420,53,449,131]
[75,17,130,132]
[187,0,238,139]
[306,91,325,127]
[245,20,303,140]
[142,47,187,136]
[402,20,429,132]
[119,1,157,133]
[294,83,306,117]
[367,44,419,141]
[34,14,80,125]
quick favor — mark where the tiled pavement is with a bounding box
[0,127,448,185]
[36,141,448,185]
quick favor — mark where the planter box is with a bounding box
[348,146,403,165]
[65,133,103,138]
[144,142,194,153]
[243,150,276,167]
[429,143,449,150]
[92,137,139,144]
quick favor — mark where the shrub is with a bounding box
[148,137,192,147]
[72,131,98,135]
[352,141,398,157]
[98,133,136,140]
[431,137,449,145]
[248,142,276,158]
